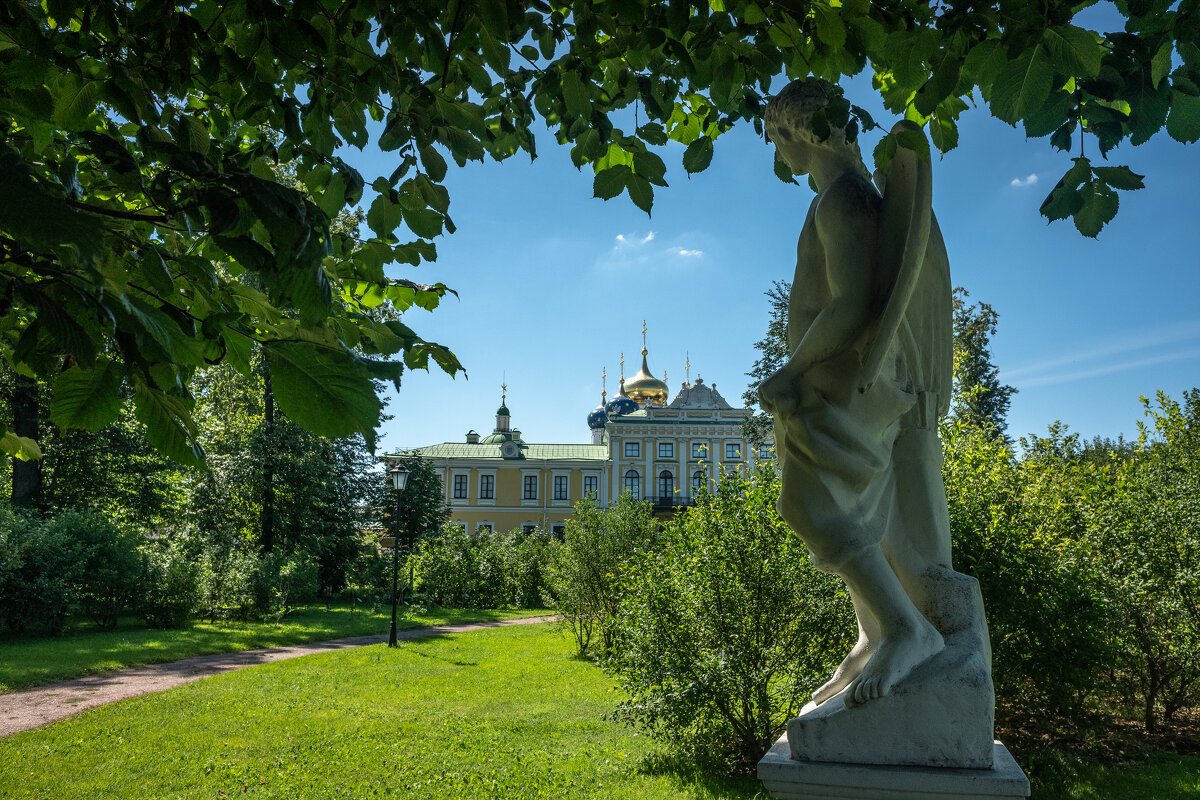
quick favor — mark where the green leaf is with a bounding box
[266,341,383,449]
[1166,89,1200,143]
[627,173,654,215]
[52,75,99,130]
[929,114,959,153]
[633,151,668,187]
[1074,180,1118,238]
[133,383,203,466]
[1093,165,1146,190]
[479,28,511,73]
[122,295,203,364]
[50,360,123,432]
[813,4,847,49]
[405,207,444,239]
[477,0,509,37]
[682,137,714,174]
[1042,26,1103,78]
[1,433,42,462]
[593,165,631,200]
[1039,158,1091,222]
[1151,42,1173,88]
[222,329,255,376]
[773,153,797,184]
[367,193,404,238]
[990,45,1054,124]
[1050,121,1075,152]
[743,3,766,24]
[419,144,448,182]
[561,71,591,119]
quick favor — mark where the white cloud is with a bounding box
[641,232,656,244]
[1010,173,1038,188]
[675,248,703,257]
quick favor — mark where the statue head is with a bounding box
[765,78,865,177]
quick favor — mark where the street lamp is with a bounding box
[387,463,409,647]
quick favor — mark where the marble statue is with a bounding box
[758,79,998,772]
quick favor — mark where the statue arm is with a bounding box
[760,187,879,411]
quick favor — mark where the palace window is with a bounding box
[757,444,772,460]
[523,475,538,500]
[554,474,569,501]
[551,523,566,539]
[624,441,640,458]
[725,442,742,460]
[692,470,705,495]
[476,522,494,535]
[452,474,468,499]
[623,469,641,499]
[657,441,674,459]
[583,474,599,497]
[691,442,708,459]
[522,523,537,535]
[658,470,674,500]
[479,474,495,500]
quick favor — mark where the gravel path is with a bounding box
[0,615,556,738]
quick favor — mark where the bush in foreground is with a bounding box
[607,462,852,771]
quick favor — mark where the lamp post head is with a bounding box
[389,463,409,492]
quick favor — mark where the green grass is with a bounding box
[1031,753,1200,799]
[0,604,549,693]
[0,622,765,800]
[0,622,1192,799]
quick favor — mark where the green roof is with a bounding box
[399,442,607,461]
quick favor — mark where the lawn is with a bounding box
[0,622,764,800]
[1,621,1193,799]
[0,604,549,693]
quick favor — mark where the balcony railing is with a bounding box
[650,495,695,510]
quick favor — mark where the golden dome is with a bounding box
[624,347,669,406]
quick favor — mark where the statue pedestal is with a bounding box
[758,735,1030,800]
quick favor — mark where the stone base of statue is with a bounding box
[758,736,1030,799]
[795,567,996,767]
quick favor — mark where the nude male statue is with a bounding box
[758,78,957,708]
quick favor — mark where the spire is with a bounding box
[642,319,648,356]
[685,352,691,386]
[495,382,510,432]
[602,366,607,402]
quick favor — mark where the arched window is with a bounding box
[623,469,641,499]
[658,470,674,500]
[692,469,705,497]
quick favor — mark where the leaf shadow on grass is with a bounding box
[633,752,769,800]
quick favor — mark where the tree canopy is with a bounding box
[3,0,1196,463]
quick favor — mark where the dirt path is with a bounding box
[0,615,556,738]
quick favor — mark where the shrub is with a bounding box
[0,508,82,634]
[607,462,852,772]
[415,524,483,607]
[943,420,1113,731]
[547,493,658,657]
[49,510,145,630]
[140,539,202,628]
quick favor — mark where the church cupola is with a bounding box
[623,321,669,407]
[495,384,511,432]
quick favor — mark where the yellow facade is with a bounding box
[388,368,770,536]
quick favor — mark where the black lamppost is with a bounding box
[387,463,409,647]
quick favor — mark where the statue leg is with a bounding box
[839,547,944,706]
[812,587,878,706]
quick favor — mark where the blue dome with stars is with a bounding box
[586,404,608,429]
[605,395,638,416]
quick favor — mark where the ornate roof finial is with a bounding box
[501,380,507,406]
[642,319,648,356]
[663,369,668,386]
[685,352,691,385]
[620,352,625,380]
[602,366,607,401]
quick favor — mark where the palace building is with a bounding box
[387,329,770,536]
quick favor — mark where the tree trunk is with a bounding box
[260,367,275,553]
[1144,661,1160,734]
[11,375,42,507]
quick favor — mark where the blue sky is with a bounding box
[347,73,1199,454]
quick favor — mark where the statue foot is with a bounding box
[812,634,872,706]
[845,621,943,707]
